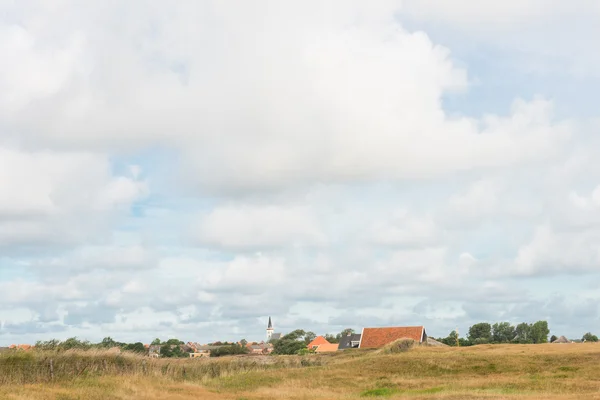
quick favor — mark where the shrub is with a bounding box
[380,338,416,354]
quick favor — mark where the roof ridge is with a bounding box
[364,325,424,329]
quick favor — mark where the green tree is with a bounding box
[340,328,355,336]
[100,337,118,348]
[324,334,339,344]
[35,339,60,351]
[530,321,550,344]
[61,337,92,350]
[210,344,249,357]
[304,332,317,344]
[336,328,356,342]
[163,338,184,346]
[446,330,459,346]
[151,338,161,345]
[582,332,599,342]
[550,335,558,343]
[515,323,532,344]
[272,329,309,355]
[240,339,248,347]
[123,342,146,354]
[468,323,492,343]
[160,345,173,358]
[492,322,516,343]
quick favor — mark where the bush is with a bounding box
[582,332,599,342]
[380,339,416,354]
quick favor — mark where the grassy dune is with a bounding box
[2,344,600,399]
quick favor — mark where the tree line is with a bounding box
[33,337,249,358]
[435,321,550,346]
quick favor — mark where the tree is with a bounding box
[515,323,532,344]
[447,330,459,346]
[61,337,92,350]
[100,337,118,348]
[550,335,558,343]
[530,321,550,344]
[240,339,248,347]
[35,339,60,351]
[492,322,516,343]
[160,345,173,358]
[163,338,184,346]
[123,342,146,354]
[468,323,492,343]
[437,330,472,347]
[304,332,317,344]
[336,328,356,342]
[151,338,161,345]
[324,334,339,344]
[340,328,355,337]
[582,332,599,342]
[210,344,249,357]
[272,329,309,355]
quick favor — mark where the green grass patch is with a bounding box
[212,372,282,391]
[405,386,444,394]
[361,387,399,397]
[558,366,579,372]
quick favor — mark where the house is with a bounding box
[552,336,571,344]
[9,344,32,351]
[338,333,362,350]
[180,343,195,353]
[194,344,225,352]
[247,342,273,355]
[307,336,330,350]
[189,350,210,358]
[148,345,161,358]
[359,326,427,349]
[314,343,339,353]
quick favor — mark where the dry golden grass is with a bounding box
[2,343,600,399]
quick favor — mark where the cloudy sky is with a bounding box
[2,0,600,345]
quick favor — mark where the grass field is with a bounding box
[2,343,600,399]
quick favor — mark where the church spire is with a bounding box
[266,316,274,340]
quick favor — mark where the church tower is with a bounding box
[266,316,274,341]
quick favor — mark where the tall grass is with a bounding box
[0,349,325,385]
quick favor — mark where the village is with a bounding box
[3,318,434,358]
[4,317,588,358]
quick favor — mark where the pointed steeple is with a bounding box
[266,316,274,341]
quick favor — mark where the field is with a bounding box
[2,343,600,399]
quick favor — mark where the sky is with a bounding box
[2,0,600,345]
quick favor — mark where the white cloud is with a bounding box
[0,146,146,248]
[193,204,325,250]
[368,209,439,247]
[448,179,500,219]
[515,225,600,275]
[399,0,600,78]
[0,1,572,192]
[400,0,585,26]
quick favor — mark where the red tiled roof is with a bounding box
[359,326,425,348]
[315,343,339,353]
[307,336,330,349]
